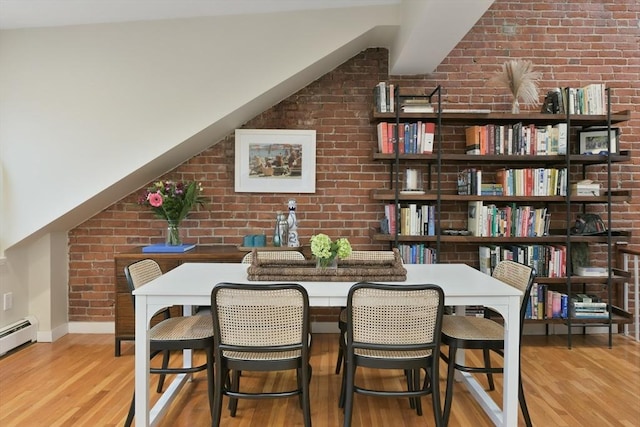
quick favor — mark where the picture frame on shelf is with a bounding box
[234,129,316,193]
[578,127,618,155]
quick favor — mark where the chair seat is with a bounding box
[355,348,433,359]
[441,315,503,341]
[150,315,214,341]
[223,350,301,360]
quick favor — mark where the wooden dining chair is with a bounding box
[210,282,312,427]
[341,282,445,427]
[440,260,535,427]
[124,259,215,427]
[334,251,399,375]
[241,250,306,263]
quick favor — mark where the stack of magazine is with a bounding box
[571,294,608,319]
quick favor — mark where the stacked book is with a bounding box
[571,294,609,319]
[400,98,434,113]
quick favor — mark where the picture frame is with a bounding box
[578,128,618,155]
[235,129,316,193]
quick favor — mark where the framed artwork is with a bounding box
[235,129,316,193]
[579,128,619,154]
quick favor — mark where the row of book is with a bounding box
[468,201,552,238]
[526,284,568,320]
[396,244,437,265]
[376,121,435,154]
[541,84,607,116]
[479,243,566,279]
[511,285,608,320]
[383,203,436,237]
[465,122,567,156]
[457,167,568,197]
[374,82,436,114]
[373,81,395,113]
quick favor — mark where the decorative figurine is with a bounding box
[287,199,300,247]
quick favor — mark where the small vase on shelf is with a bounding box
[511,99,520,114]
[166,220,182,246]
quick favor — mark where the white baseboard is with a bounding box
[68,321,115,334]
[311,322,339,334]
[36,323,68,343]
[47,321,619,339]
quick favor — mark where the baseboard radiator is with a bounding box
[0,316,38,356]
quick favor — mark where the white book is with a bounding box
[468,201,483,237]
[575,266,608,277]
[478,246,491,275]
[555,123,567,155]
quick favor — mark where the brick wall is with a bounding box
[68,0,640,322]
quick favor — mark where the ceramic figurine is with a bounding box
[287,199,300,247]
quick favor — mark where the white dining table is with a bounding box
[133,262,522,427]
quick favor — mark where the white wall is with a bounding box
[0,6,398,251]
[0,6,399,334]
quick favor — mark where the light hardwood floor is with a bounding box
[0,333,638,426]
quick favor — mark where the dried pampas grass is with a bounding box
[489,60,541,112]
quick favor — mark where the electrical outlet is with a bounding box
[3,292,12,310]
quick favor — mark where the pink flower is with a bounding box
[147,192,163,207]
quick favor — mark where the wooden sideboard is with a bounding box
[113,245,246,356]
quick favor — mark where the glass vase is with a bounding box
[511,98,520,114]
[316,257,338,269]
[166,220,182,246]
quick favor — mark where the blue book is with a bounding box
[561,294,569,319]
[142,244,196,253]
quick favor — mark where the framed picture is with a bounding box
[579,128,619,154]
[235,129,316,193]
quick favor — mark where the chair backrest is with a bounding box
[124,259,163,306]
[124,259,163,291]
[211,283,309,353]
[346,282,444,354]
[241,250,306,264]
[343,250,398,263]
[492,260,536,328]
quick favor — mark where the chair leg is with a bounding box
[442,345,458,427]
[206,347,215,416]
[301,364,312,427]
[412,369,423,416]
[229,370,240,416]
[343,360,356,427]
[428,362,444,427]
[211,366,226,427]
[483,348,495,391]
[335,337,344,374]
[339,360,347,408]
[519,371,533,427]
[405,370,415,410]
[124,392,135,427]
[157,349,170,393]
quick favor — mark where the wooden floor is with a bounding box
[0,333,638,427]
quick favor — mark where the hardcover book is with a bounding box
[142,244,196,253]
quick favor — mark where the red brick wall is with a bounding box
[68,0,640,322]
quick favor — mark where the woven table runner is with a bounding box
[247,248,407,282]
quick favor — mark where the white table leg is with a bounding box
[134,295,151,427]
[456,298,520,427]
[501,297,521,427]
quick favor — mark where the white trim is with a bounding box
[36,322,68,343]
[68,321,115,334]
